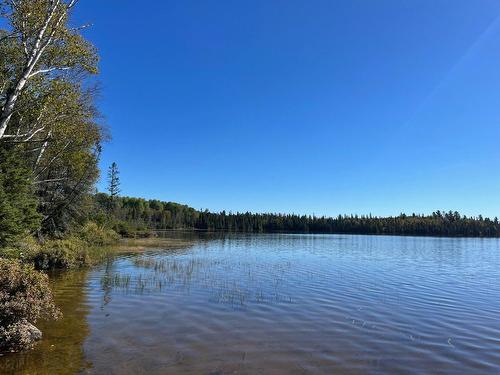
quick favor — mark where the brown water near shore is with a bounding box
[2,233,500,374]
[0,270,91,374]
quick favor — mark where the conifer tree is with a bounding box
[107,162,120,199]
[0,147,41,247]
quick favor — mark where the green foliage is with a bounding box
[32,222,119,270]
[93,193,500,237]
[112,220,137,237]
[33,80,103,235]
[0,0,98,79]
[0,259,60,352]
[32,237,87,270]
[0,147,41,247]
[195,210,500,237]
[77,221,120,247]
[107,162,120,199]
[0,236,41,261]
[0,1,112,351]
[94,193,199,232]
[1,0,104,237]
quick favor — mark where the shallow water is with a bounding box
[2,233,500,374]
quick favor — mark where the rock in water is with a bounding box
[25,323,42,342]
[0,320,43,352]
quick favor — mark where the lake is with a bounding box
[2,233,500,374]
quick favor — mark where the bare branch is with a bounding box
[0,32,19,43]
[29,66,71,78]
[67,0,79,9]
[34,178,69,184]
[1,126,45,140]
[71,23,92,32]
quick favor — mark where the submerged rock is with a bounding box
[24,322,42,342]
[0,320,42,352]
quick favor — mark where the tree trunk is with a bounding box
[0,1,61,139]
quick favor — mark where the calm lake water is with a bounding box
[2,233,500,374]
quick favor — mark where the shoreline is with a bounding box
[147,228,500,240]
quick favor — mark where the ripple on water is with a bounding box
[2,233,500,374]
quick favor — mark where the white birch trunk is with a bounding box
[0,1,62,139]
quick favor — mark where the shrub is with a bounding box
[1,221,120,271]
[112,220,135,237]
[112,220,154,238]
[77,222,120,247]
[0,259,60,352]
[32,238,85,270]
[32,223,119,270]
[0,236,41,262]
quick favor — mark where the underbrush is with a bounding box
[0,222,120,271]
[32,223,119,270]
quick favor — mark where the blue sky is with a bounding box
[74,0,500,217]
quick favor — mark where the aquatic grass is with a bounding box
[99,254,295,307]
[133,257,167,272]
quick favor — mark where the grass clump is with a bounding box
[0,259,60,352]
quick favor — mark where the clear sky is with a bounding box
[74,0,500,218]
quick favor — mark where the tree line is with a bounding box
[2,0,500,247]
[94,194,500,237]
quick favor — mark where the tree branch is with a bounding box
[29,66,71,78]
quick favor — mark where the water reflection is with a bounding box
[3,233,500,374]
[0,270,92,374]
[92,234,500,374]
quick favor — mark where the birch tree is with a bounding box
[0,0,105,235]
[0,0,97,141]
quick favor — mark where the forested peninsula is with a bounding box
[1,0,499,355]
